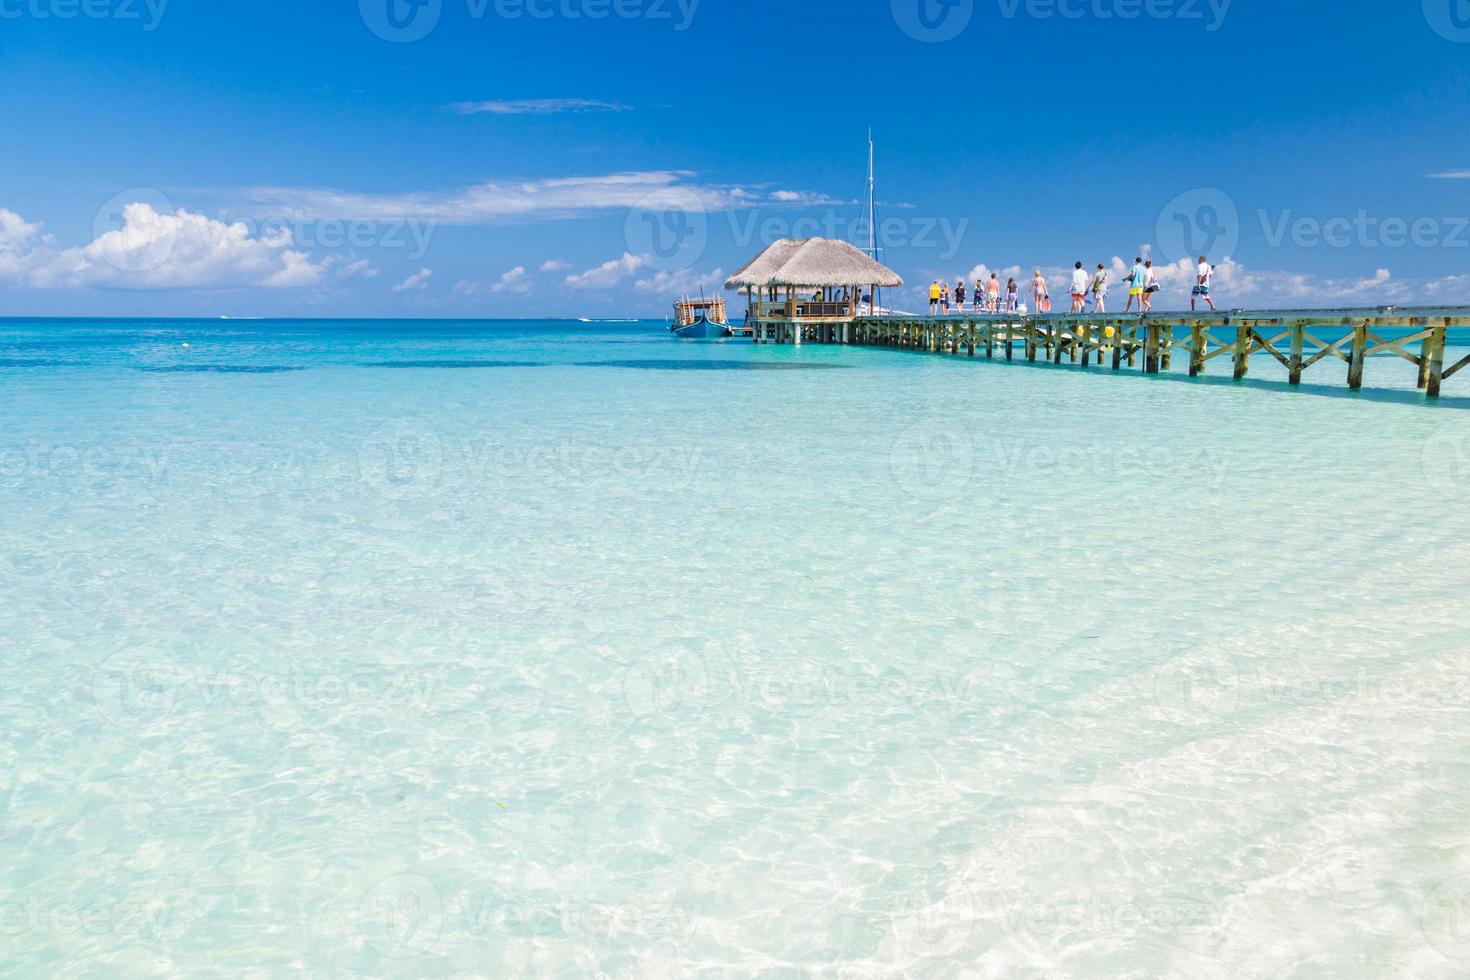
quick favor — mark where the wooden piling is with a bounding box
[1288,322,1304,385]
[1427,319,1449,398]
[1233,324,1250,380]
[1347,320,1368,390]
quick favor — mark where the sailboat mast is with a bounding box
[866,130,876,259]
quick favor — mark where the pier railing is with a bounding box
[748,299,858,321]
[746,307,1470,398]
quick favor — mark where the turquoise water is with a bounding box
[4,317,1470,978]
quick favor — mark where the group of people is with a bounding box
[928,273,1029,316]
[927,256,1218,317]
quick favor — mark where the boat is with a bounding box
[669,296,731,339]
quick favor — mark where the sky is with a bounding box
[2,0,1470,317]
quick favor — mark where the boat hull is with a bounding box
[671,317,731,339]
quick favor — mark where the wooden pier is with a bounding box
[748,308,1470,398]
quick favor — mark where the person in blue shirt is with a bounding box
[1124,257,1147,313]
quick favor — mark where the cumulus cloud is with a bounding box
[565,253,646,289]
[0,204,329,290]
[393,268,433,292]
[634,267,725,295]
[540,259,570,272]
[450,98,631,116]
[489,265,529,294]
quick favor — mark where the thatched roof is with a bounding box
[725,238,903,290]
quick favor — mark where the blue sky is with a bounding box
[2,0,1470,316]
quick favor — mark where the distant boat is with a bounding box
[669,296,731,339]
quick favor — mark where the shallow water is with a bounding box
[3,318,1470,978]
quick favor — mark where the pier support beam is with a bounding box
[1289,322,1304,384]
[1144,324,1160,374]
[1189,325,1205,376]
[1233,324,1250,380]
[1347,320,1368,389]
[1427,320,1449,398]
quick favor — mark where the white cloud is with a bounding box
[241,172,841,226]
[540,259,570,272]
[450,98,631,116]
[1427,170,1470,179]
[0,204,328,290]
[634,267,725,295]
[393,268,433,292]
[565,253,646,289]
[490,265,529,294]
[339,259,378,280]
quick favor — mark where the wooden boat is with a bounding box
[670,297,730,339]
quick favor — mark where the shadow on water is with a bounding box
[854,345,1470,410]
[137,365,308,374]
[571,359,848,371]
[360,359,848,371]
[366,360,547,369]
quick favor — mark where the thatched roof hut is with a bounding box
[725,238,903,290]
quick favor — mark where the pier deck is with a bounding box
[748,307,1470,398]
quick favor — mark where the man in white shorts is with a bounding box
[1192,256,1216,311]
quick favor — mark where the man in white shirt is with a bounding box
[1192,256,1217,311]
[1070,262,1088,313]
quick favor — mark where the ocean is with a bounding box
[3,317,1470,977]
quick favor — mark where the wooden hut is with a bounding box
[726,238,903,342]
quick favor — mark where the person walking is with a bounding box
[1090,263,1109,313]
[1070,262,1087,313]
[1192,256,1217,311]
[1143,260,1159,312]
[955,278,966,314]
[1124,256,1146,313]
[987,273,1001,313]
[1033,269,1050,313]
[940,281,951,315]
[1005,277,1019,313]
